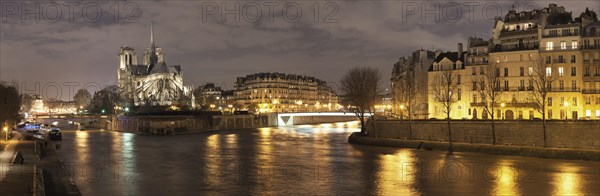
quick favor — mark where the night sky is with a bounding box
[1,1,598,101]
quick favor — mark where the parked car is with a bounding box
[48,128,62,140]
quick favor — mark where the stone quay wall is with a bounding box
[367,120,600,150]
[113,114,273,134]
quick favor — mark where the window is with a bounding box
[472,67,476,75]
[472,81,477,90]
[573,97,577,106]
[473,94,477,103]
[548,97,553,106]
[504,80,509,91]
[560,41,566,49]
[480,66,484,74]
[546,67,552,76]
[520,67,524,76]
[586,110,591,117]
[572,40,578,49]
[519,111,523,119]
[546,42,553,50]
[457,75,461,84]
[528,80,533,90]
[504,68,509,77]
[572,80,577,91]
[560,97,565,106]
[458,89,462,100]
[546,56,552,64]
[519,80,525,91]
[528,66,533,76]
[558,55,564,63]
[586,97,591,105]
[548,109,553,119]
[597,110,600,119]
[571,55,576,63]
[571,67,576,76]
[560,110,565,119]
[558,67,564,76]
[559,80,564,90]
[585,67,590,76]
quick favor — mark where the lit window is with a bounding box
[558,67,564,76]
[597,110,600,119]
[546,42,553,50]
[528,66,533,75]
[546,67,552,76]
[572,40,578,49]
[560,41,567,50]
[586,110,591,117]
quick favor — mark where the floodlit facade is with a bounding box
[234,72,339,113]
[390,50,437,119]
[421,4,600,120]
[117,25,194,107]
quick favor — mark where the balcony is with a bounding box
[581,45,600,50]
[548,88,581,92]
[542,32,579,38]
[540,47,579,52]
[582,90,600,94]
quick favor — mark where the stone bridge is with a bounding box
[276,112,362,126]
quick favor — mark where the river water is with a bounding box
[54,121,600,195]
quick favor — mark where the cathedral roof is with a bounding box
[148,62,181,75]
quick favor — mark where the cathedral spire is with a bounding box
[148,22,159,71]
[150,22,156,52]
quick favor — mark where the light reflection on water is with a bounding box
[493,160,518,196]
[377,150,418,195]
[55,121,599,195]
[553,164,583,196]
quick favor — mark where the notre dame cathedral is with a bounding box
[117,25,194,108]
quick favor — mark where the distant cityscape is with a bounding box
[17,3,600,121]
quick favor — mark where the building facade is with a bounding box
[234,72,339,113]
[117,25,194,108]
[423,4,600,120]
[390,50,436,119]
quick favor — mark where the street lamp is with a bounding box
[3,126,8,141]
[400,105,405,120]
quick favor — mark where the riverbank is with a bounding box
[348,132,600,161]
[0,133,80,195]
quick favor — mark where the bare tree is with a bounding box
[528,54,558,148]
[74,89,92,108]
[431,70,459,152]
[474,62,503,145]
[395,67,418,139]
[340,67,381,135]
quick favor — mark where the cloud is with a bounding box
[1,0,598,99]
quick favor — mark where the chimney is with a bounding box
[435,50,442,58]
[458,43,463,58]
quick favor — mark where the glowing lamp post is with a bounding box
[400,105,405,120]
[3,126,8,141]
